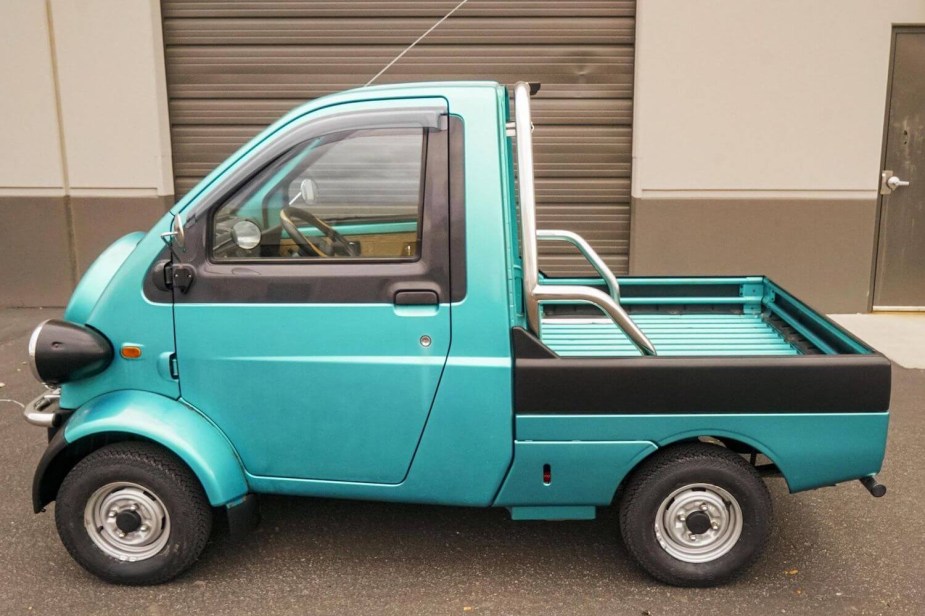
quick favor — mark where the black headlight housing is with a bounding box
[28,319,114,385]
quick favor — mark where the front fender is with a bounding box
[35,390,248,510]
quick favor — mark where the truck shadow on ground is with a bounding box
[190,479,804,588]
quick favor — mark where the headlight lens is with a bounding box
[28,319,114,385]
[27,320,46,383]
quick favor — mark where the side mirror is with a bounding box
[160,214,186,251]
[231,219,261,250]
[299,178,318,204]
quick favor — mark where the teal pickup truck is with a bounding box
[22,81,890,587]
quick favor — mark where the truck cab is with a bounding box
[22,81,890,586]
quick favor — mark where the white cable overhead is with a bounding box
[364,0,471,87]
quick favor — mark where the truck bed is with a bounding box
[542,313,800,357]
[515,276,892,416]
[537,276,867,358]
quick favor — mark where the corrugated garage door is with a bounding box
[161,1,635,275]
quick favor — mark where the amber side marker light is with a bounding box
[120,345,143,359]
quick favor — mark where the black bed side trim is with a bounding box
[512,328,891,415]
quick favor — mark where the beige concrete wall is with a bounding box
[0,1,64,191]
[51,0,173,194]
[631,1,925,312]
[0,0,173,306]
[633,0,925,197]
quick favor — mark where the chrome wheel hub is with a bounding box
[654,483,743,563]
[84,482,170,562]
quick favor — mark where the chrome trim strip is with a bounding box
[27,320,49,383]
[22,388,61,428]
[512,82,656,356]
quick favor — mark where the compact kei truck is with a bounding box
[21,81,890,586]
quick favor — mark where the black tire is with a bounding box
[618,442,772,587]
[54,442,212,585]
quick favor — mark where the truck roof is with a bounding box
[342,80,501,94]
[312,80,503,112]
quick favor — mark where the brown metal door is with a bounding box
[161,1,636,276]
[874,28,925,309]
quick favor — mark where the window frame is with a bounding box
[208,126,430,264]
[161,104,466,305]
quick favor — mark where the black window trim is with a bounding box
[147,105,467,305]
[183,104,447,228]
[207,126,430,266]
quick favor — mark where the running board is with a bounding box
[509,506,596,521]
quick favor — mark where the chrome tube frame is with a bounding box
[22,388,61,428]
[536,229,621,302]
[512,82,656,356]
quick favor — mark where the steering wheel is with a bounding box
[279,206,358,257]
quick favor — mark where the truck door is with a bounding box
[172,103,453,484]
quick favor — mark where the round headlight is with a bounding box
[28,319,114,385]
[27,320,46,383]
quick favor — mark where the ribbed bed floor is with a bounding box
[540,313,801,357]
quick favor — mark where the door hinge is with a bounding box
[165,263,195,293]
[152,261,194,293]
[169,353,179,380]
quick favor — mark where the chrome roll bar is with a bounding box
[512,82,656,356]
[536,229,621,302]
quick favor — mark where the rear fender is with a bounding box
[652,414,890,492]
[34,390,248,511]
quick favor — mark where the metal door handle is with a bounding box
[394,290,439,306]
[881,170,911,194]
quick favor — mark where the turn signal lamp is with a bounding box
[120,345,143,360]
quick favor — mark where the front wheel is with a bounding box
[54,442,212,585]
[618,443,772,587]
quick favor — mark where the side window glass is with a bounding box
[212,127,425,260]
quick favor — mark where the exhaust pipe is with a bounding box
[859,475,886,498]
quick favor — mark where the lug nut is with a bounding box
[117,530,125,538]
[689,534,697,541]
[678,514,686,521]
[139,525,148,533]
[700,504,709,511]
[108,510,117,518]
[711,522,720,530]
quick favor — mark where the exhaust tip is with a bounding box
[859,475,887,498]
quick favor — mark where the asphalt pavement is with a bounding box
[1,307,922,615]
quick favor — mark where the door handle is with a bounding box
[394,290,439,306]
[881,170,911,195]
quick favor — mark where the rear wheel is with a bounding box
[55,442,212,585]
[618,443,772,587]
